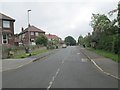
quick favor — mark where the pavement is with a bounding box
[79,46,120,80]
[2,46,118,88]
[1,49,59,72]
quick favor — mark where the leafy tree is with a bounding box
[108,1,120,54]
[79,1,120,55]
[64,36,76,46]
[118,2,120,28]
[35,35,48,46]
[91,14,111,33]
[78,35,84,45]
[108,1,120,27]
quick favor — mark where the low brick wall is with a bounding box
[2,45,46,59]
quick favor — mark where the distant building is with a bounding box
[0,13,15,46]
[46,34,62,41]
[18,25,45,46]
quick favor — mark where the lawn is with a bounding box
[87,48,119,62]
[13,49,48,59]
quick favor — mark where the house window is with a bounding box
[31,39,34,42]
[2,34,8,44]
[36,32,39,36]
[31,32,34,35]
[19,35,21,39]
[3,21,10,28]
[23,33,25,38]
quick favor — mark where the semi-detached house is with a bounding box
[18,25,45,46]
[0,13,15,46]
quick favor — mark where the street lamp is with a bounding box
[27,10,31,26]
[27,9,31,56]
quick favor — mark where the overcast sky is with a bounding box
[0,0,119,40]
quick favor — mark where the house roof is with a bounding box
[46,34,61,40]
[19,25,45,35]
[0,13,15,21]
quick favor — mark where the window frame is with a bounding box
[2,34,8,44]
[36,32,39,36]
[3,20,10,28]
[31,32,34,35]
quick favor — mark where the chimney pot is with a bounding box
[28,24,30,27]
[21,27,24,32]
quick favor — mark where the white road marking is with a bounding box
[81,58,88,62]
[91,59,120,80]
[77,53,80,54]
[91,59,103,72]
[47,68,60,90]
[18,65,24,68]
[49,81,53,86]
[51,76,55,82]
[55,68,60,76]
[80,50,120,80]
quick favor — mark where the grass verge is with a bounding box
[13,49,48,59]
[87,48,119,62]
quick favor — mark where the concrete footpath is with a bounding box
[79,47,120,80]
[1,49,59,72]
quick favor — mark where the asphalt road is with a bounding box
[2,46,118,88]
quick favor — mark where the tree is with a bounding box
[78,35,84,45]
[89,3,119,53]
[108,1,120,31]
[35,35,48,46]
[91,14,111,32]
[108,1,120,54]
[118,1,120,28]
[64,36,76,46]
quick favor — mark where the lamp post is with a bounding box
[27,9,31,55]
[28,10,31,26]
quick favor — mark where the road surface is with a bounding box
[2,46,118,88]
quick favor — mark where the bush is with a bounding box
[35,35,48,46]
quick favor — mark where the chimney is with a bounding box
[21,27,24,32]
[28,24,30,27]
[88,33,90,36]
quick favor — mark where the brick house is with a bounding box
[18,25,45,46]
[46,34,62,41]
[0,13,15,46]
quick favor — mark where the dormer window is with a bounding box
[3,20,10,28]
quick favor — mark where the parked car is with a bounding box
[62,44,67,48]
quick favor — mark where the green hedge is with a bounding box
[96,34,119,54]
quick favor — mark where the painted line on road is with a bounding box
[77,53,80,55]
[91,58,120,80]
[91,59,103,72]
[55,68,60,76]
[81,58,88,62]
[47,68,60,90]
[80,49,120,80]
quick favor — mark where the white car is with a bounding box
[62,44,67,48]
